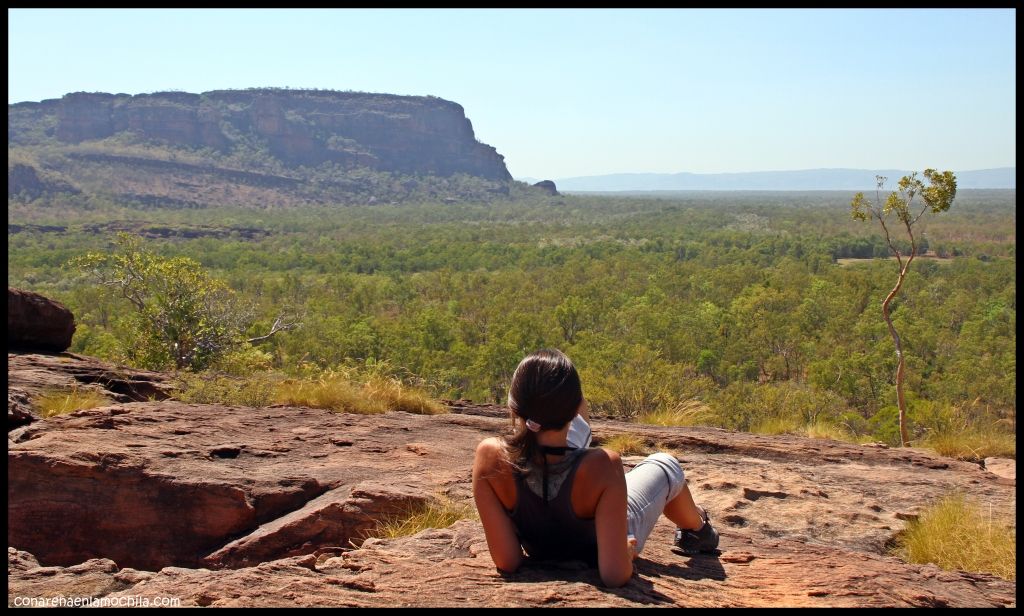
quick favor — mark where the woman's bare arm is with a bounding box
[592,448,633,587]
[472,438,523,573]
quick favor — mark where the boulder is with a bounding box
[8,389,37,429]
[532,179,559,196]
[8,288,76,352]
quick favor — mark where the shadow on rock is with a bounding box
[496,556,698,605]
[642,550,727,582]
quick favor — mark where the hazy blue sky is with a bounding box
[8,8,1016,179]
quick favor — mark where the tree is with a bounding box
[69,233,295,371]
[850,169,957,446]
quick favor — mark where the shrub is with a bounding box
[582,345,713,420]
[749,416,802,436]
[275,371,376,413]
[710,381,852,434]
[913,401,1016,461]
[175,372,278,407]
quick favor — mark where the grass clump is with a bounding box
[275,369,446,415]
[598,433,653,456]
[893,492,1015,580]
[802,419,856,442]
[369,497,478,540]
[176,372,278,407]
[275,371,381,414]
[173,364,446,416]
[361,374,447,415]
[749,416,803,436]
[34,387,111,418]
[922,428,1016,462]
[636,399,711,427]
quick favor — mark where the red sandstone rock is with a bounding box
[7,352,175,430]
[7,520,1015,607]
[7,352,175,405]
[8,390,37,429]
[8,403,482,571]
[5,356,1017,606]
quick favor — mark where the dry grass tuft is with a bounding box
[368,497,478,540]
[894,492,1015,580]
[599,433,653,456]
[34,387,110,418]
[274,371,446,415]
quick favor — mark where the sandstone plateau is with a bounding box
[8,89,526,208]
[7,352,1016,607]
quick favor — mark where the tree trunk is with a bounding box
[881,259,913,447]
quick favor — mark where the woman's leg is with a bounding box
[663,484,707,531]
[623,452,687,552]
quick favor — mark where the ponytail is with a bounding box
[501,349,584,502]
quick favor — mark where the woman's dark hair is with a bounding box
[504,349,583,468]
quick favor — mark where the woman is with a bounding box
[472,349,719,588]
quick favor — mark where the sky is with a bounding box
[7,8,1016,180]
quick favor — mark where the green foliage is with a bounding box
[637,399,713,427]
[913,399,1016,460]
[67,233,253,371]
[893,492,1015,581]
[707,381,850,434]
[9,189,1014,457]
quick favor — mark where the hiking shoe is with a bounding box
[674,506,720,554]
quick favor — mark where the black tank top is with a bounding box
[507,449,598,565]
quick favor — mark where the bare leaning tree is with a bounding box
[851,169,957,447]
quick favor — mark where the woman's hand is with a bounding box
[627,535,638,561]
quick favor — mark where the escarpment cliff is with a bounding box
[9,89,522,207]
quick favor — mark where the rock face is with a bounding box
[7,352,175,430]
[10,89,511,180]
[7,402,481,571]
[984,457,1015,484]
[7,288,76,353]
[6,367,1017,606]
[8,164,46,199]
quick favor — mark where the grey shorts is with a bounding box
[625,452,687,552]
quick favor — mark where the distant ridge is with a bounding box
[550,167,1015,192]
